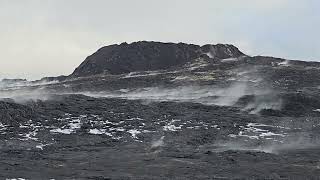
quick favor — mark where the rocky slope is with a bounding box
[70,41,244,77]
[1,41,320,179]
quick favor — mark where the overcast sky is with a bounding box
[0,0,319,80]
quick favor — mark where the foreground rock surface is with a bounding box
[1,95,320,179]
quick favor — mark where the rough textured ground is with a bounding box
[1,42,320,179]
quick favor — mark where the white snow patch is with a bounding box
[221,57,238,62]
[50,128,73,134]
[109,127,126,132]
[142,130,155,133]
[163,124,182,131]
[122,71,159,78]
[229,133,259,140]
[163,120,183,131]
[0,122,5,128]
[122,70,177,79]
[229,123,287,140]
[36,143,52,150]
[212,125,220,130]
[186,59,209,71]
[88,129,113,136]
[89,129,105,135]
[50,118,82,134]
[127,117,144,121]
[128,129,141,139]
[68,119,82,129]
[104,120,123,125]
[248,123,290,130]
[259,132,286,137]
[19,130,38,141]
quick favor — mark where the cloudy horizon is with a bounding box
[0,0,319,80]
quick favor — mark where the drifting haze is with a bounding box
[0,0,319,80]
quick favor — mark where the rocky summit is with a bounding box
[70,41,244,77]
[1,41,320,179]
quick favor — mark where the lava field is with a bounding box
[1,42,320,179]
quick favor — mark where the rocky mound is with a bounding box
[0,101,36,125]
[70,41,244,77]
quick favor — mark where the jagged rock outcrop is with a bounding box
[0,101,36,125]
[38,75,68,82]
[70,41,245,77]
[0,78,27,86]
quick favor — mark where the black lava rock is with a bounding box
[70,41,245,77]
